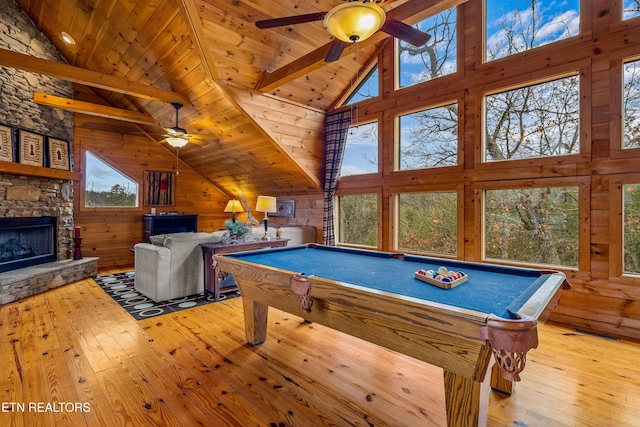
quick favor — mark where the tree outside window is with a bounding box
[338,194,378,247]
[485,0,579,62]
[397,7,456,88]
[623,59,640,149]
[397,192,457,256]
[485,75,580,161]
[485,187,579,267]
[623,184,640,274]
[85,151,138,208]
[624,0,640,20]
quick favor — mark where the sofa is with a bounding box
[134,225,316,302]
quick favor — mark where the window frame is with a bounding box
[80,149,141,211]
[334,187,383,250]
[339,119,381,178]
[391,183,464,258]
[474,176,590,271]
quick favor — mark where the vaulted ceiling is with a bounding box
[11,0,457,198]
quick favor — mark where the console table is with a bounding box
[200,239,289,301]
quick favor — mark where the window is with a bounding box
[343,65,379,105]
[484,187,579,267]
[397,192,457,256]
[623,184,640,274]
[623,59,640,149]
[340,122,378,176]
[84,151,138,207]
[338,194,378,247]
[624,1,640,20]
[398,103,458,170]
[485,75,580,162]
[485,0,579,62]
[397,7,456,88]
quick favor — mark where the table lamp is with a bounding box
[255,196,277,240]
[224,199,244,222]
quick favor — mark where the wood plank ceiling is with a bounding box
[11,0,430,198]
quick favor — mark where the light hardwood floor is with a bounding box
[0,270,638,426]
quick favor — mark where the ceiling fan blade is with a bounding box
[188,133,219,139]
[381,19,431,46]
[325,39,348,62]
[256,12,328,29]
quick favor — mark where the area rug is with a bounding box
[92,271,240,320]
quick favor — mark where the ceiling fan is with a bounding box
[255,0,431,62]
[161,102,217,147]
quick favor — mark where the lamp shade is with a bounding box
[323,2,386,43]
[224,199,244,213]
[166,136,189,148]
[255,196,277,213]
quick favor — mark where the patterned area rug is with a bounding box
[92,271,240,320]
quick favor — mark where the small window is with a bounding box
[484,187,579,268]
[338,194,378,247]
[485,0,579,62]
[84,151,138,208]
[623,184,640,274]
[624,1,640,20]
[340,121,378,176]
[398,103,458,170]
[485,75,580,162]
[397,191,457,256]
[623,59,640,149]
[397,7,457,88]
[343,65,379,105]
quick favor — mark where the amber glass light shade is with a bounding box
[323,3,386,43]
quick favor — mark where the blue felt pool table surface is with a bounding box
[226,245,554,319]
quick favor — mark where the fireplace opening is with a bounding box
[0,217,57,273]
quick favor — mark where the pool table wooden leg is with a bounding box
[242,296,268,345]
[443,368,491,427]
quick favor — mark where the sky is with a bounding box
[85,151,137,193]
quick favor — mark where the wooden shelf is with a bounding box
[0,160,81,181]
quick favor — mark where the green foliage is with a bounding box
[224,219,250,238]
[338,194,378,246]
[398,192,457,256]
[623,184,640,274]
[485,187,579,267]
[85,184,137,207]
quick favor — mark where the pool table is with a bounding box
[215,244,570,427]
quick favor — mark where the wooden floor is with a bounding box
[1,270,639,427]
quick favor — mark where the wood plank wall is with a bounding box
[72,91,231,269]
[332,0,640,340]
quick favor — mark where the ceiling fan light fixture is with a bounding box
[166,136,189,148]
[323,2,385,43]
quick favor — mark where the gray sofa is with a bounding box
[133,225,316,302]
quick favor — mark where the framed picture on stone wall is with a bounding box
[17,129,44,167]
[47,137,70,170]
[0,124,14,163]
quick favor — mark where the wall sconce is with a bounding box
[224,199,244,222]
[255,196,277,240]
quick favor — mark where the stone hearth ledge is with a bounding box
[0,258,99,305]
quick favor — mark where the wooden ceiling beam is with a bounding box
[177,0,220,82]
[256,0,468,92]
[34,92,158,125]
[0,47,189,106]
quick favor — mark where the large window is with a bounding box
[338,194,378,247]
[623,184,640,274]
[398,103,458,170]
[397,192,457,256]
[84,151,138,208]
[485,0,579,62]
[484,187,579,268]
[397,7,456,88]
[623,59,640,149]
[485,75,580,162]
[340,122,378,176]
